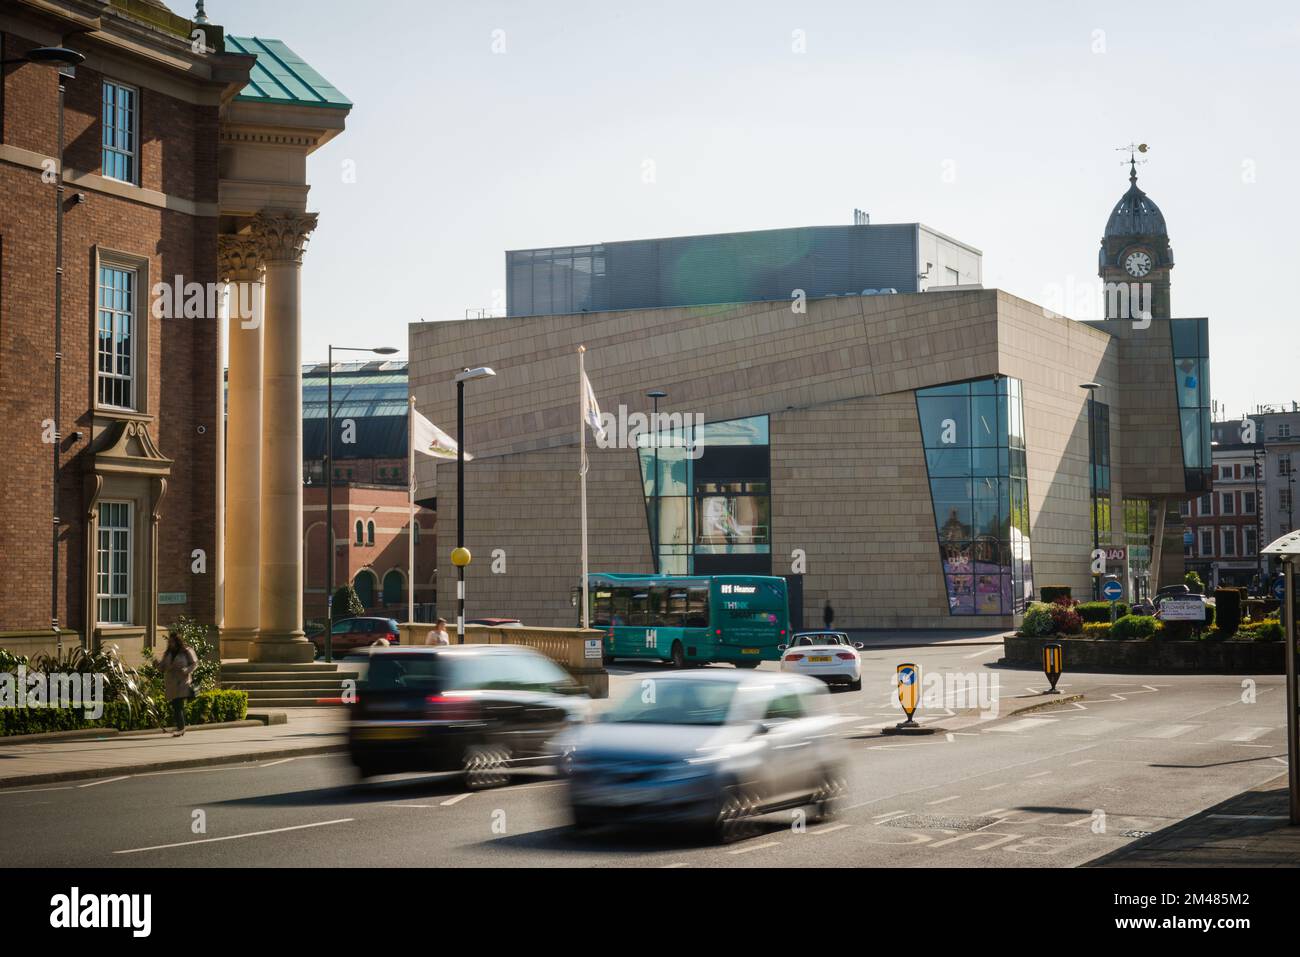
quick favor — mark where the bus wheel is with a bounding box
[670,641,686,669]
[735,660,760,669]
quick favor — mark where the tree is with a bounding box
[331,584,363,619]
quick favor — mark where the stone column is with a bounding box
[251,212,318,663]
[218,235,264,660]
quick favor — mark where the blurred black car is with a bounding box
[312,617,400,657]
[348,645,590,785]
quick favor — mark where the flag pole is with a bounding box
[579,345,590,630]
[408,395,416,628]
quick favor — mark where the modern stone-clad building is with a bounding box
[411,172,1208,631]
[0,0,348,663]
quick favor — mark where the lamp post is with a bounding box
[1254,444,1265,591]
[323,345,398,662]
[646,389,667,573]
[4,45,84,648]
[1081,383,1101,600]
[454,366,496,643]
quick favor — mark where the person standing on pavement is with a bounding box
[161,630,198,738]
[426,618,451,646]
[822,600,835,630]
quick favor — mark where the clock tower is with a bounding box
[1099,150,1173,320]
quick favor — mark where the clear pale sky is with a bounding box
[210,0,1298,420]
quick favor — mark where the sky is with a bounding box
[209,0,1299,421]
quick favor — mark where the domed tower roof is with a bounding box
[1105,161,1167,238]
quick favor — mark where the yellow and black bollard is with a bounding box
[896,662,920,727]
[1042,642,1063,694]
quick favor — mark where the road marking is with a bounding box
[925,795,961,806]
[1060,719,1128,737]
[114,818,354,854]
[1134,724,1199,739]
[388,804,437,808]
[810,823,851,835]
[979,782,1007,791]
[872,810,911,821]
[77,776,130,788]
[1068,759,1094,767]
[661,862,692,868]
[964,647,1000,659]
[1214,727,1273,743]
[260,758,296,768]
[986,718,1057,734]
[1024,771,1052,779]
[0,785,75,796]
[728,840,780,855]
[440,793,472,807]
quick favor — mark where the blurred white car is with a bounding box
[779,631,863,691]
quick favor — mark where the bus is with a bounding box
[577,574,791,668]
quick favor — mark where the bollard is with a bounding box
[896,662,920,728]
[1042,642,1063,694]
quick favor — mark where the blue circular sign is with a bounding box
[1274,578,1287,600]
[1102,580,1123,601]
[899,667,917,685]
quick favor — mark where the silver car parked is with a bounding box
[560,670,847,842]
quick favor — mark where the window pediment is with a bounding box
[94,420,173,477]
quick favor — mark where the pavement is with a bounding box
[0,644,1294,867]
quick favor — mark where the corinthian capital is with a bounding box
[217,234,264,282]
[252,211,319,265]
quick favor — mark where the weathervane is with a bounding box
[194,1,208,25]
[1116,142,1149,183]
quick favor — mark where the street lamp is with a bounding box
[4,45,85,646]
[454,366,497,644]
[1081,383,1101,600]
[646,389,667,573]
[323,345,399,662]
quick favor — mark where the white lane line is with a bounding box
[1133,724,1199,740]
[925,795,961,806]
[872,810,911,821]
[728,840,780,855]
[440,793,472,807]
[1273,757,1289,765]
[1214,727,1273,743]
[0,785,75,796]
[1068,760,1094,767]
[661,862,691,868]
[260,758,296,768]
[964,647,1000,659]
[979,782,1008,791]
[1024,771,1053,779]
[77,776,131,788]
[810,823,851,835]
[986,718,1057,734]
[1060,719,1128,737]
[388,804,437,808]
[114,818,354,855]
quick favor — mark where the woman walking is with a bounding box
[425,617,451,646]
[161,630,198,737]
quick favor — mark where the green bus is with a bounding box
[578,574,791,668]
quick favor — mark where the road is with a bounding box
[0,644,1288,868]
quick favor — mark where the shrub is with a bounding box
[332,584,364,619]
[0,690,248,737]
[27,644,163,729]
[1082,622,1112,639]
[1213,588,1242,637]
[1048,601,1082,636]
[1184,571,1204,594]
[1021,602,1055,637]
[1111,614,1158,641]
[1251,621,1283,642]
[1077,601,1129,623]
[1040,585,1072,605]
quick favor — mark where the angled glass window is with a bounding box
[917,376,1033,616]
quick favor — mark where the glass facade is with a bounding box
[1089,400,1112,535]
[916,377,1033,616]
[638,415,771,575]
[1171,318,1212,491]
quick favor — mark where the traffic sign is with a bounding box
[896,663,920,727]
[1275,578,1287,600]
[1102,580,1123,602]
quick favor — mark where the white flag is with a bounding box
[411,407,470,460]
[582,370,607,443]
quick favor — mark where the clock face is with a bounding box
[1124,250,1153,278]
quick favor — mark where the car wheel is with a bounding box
[571,806,600,832]
[809,768,846,824]
[713,785,760,844]
[670,641,687,670]
[849,676,862,692]
[462,744,511,790]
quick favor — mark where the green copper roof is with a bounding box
[227,37,352,110]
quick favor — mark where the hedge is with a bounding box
[1082,622,1112,639]
[1077,601,1130,623]
[0,689,248,737]
[1111,614,1159,641]
[1040,585,1072,604]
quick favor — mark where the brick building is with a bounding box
[0,0,349,664]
